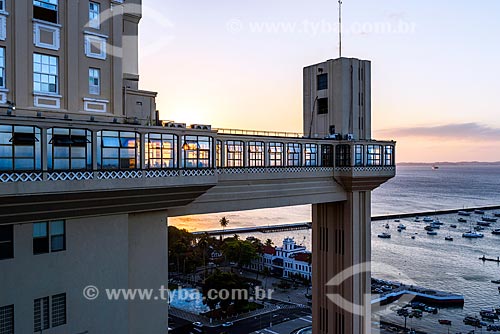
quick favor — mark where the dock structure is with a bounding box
[480,255,500,263]
[192,222,312,237]
[372,283,464,306]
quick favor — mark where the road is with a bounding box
[169,302,311,334]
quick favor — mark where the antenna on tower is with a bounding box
[338,0,343,58]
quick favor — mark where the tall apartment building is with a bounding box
[0,0,156,123]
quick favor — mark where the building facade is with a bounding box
[247,238,312,281]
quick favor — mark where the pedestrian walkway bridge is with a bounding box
[0,115,395,224]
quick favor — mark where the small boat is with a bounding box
[480,309,499,320]
[475,209,485,214]
[498,286,500,292]
[432,166,439,170]
[477,221,492,227]
[492,229,500,235]
[378,232,391,239]
[450,224,458,228]
[445,236,453,241]
[458,217,468,223]
[482,216,498,222]
[424,226,434,231]
[384,223,390,229]
[397,224,406,230]
[411,236,416,240]
[495,212,500,218]
[458,210,471,216]
[397,228,402,232]
[394,219,400,223]
[433,219,444,225]
[430,222,441,229]
[423,217,434,222]
[438,319,452,325]
[414,218,421,222]
[427,231,438,236]
[463,231,484,238]
[491,280,500,284]
[474,226,485,231]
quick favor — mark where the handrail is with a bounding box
[214,128,304,138]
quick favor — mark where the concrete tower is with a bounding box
[303,58,371,140]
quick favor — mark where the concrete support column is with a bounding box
[128,211,168,334]
[312,191,371,334]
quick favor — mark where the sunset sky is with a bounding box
[137,0,500,163]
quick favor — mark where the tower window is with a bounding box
[33,0,58,24]
[317,73,328,90]
[89,2,100,29]
[317,98,328,115]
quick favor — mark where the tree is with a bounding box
[222,239,258,268]
[264,239,274,247]
[202,270,250,312]
[219,217,229,239]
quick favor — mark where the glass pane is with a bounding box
[14,159,34,170]
[0,158,13,170]
[51,235,64,251]
[54,147,69,158]
[53,159,69,170]
[102,159,119,169]
[51,221,65,236]
[33,222,48,238]
[102,148,118,158]
[0,145,12,157]
[102,137,120,147]
[71,159,86,170]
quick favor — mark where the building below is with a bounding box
[247,238,312,281]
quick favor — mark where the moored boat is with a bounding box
[492,229,500,235]
[458,210,471,216]
[458,217,467,223]
[384,223,390,229]
[495,212,500,218]
[438,319,451,325]
[427,231,438,236]
[424,226,434,231]
[450,224,458,228]
[463,231,484,238]
[475,209,485,214]
[397,224,406,230]
[445,236,453,241]
[491,280,500,284]
[474,226,485,231]
[423,217,433,222]
[482,216,498,222]
[378,232,391,239]
[433,219,443,225]
[477,221,491,227]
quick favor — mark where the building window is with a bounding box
[304,144,318,166]
[34,297,49,332]
[354,144,364,166]
[51,294,66,327]
[0,125,42,171]
[317,73,328,90]
[247,141,264,167]
[89,2,100,29]
[0,225,13,260]
[384,145,394,166]
[89,68,100,95]
[33,221,65,255]
[181,136,213,168]
[321,145,333,167]
[335,144,351,167]
[0,48,4,88]
[48,128,92,170]
[145,133,177,169]
[286,143,301,166]
[317,98,328,115]
[34,293,65,332]
[33,53,58,94]
[268,143,283,167]
[33,0,58,24]
[0,1,5,11]
[0,304,14,334]
[84,35,106,60]
[367,145,382,166]
[97,131,141,170]
[225,141,244,167]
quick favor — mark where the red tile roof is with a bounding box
[262,246,276,255]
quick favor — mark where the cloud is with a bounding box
[375,123,500,141]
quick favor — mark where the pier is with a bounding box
[192,222,312,236]
[371,280,464,306]
[480,255,500,263]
